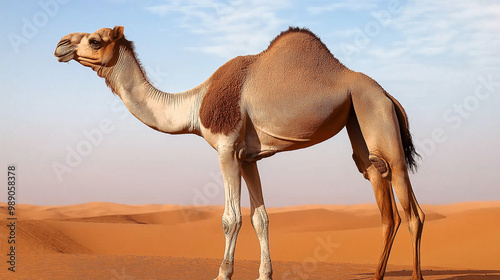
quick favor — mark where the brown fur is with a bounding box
[268,27,325,52]
[266,27,344,67]
[199,55,256,134]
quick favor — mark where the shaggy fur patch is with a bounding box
[199,55,256,134]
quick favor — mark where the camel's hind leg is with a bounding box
[390,165,425,280]
[351,85,425,280]
[347,115,401,280]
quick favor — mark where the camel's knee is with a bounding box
[415,211,425,229]
[381,206,400,227]
[382,214,401,238]
[251,206,269,236]
[397,200,425,234]
[369,154,391,179]
[222,212,242,236]
[406,213,424,235]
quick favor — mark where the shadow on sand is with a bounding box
[358,270,500,280]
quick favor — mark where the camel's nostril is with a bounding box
[57,39,71,47]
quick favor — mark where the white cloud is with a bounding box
[145,0,290,58]
[307,0,378,15]
[392,0,500,65]
[367,46,408,59]
[329,0,500,87]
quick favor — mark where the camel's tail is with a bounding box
[385,92,420,172]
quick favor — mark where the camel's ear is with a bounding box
[111,26,124,40]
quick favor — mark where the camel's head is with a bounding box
[54,26,124,71]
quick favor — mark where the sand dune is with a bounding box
[1,201,499,279]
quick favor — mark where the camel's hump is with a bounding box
[262,26,344,69]
[266,27,330,53]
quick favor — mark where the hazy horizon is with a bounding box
[1,0,499,207]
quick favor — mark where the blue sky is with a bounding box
[1,0,499,206]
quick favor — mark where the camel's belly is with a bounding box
[242,89,351,153]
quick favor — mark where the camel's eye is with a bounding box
[89,38,100,49]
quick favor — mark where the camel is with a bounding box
[54,26,425,280]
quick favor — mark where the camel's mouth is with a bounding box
[54,39,77,62]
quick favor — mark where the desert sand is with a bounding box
[0,201,499,279]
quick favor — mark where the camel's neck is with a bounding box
[99,44,207,135]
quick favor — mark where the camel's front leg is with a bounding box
[242,161,272,280]
[215,147,242,280]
